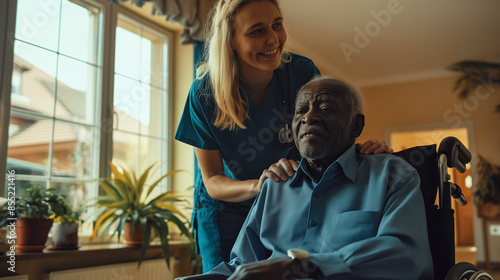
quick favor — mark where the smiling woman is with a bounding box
[230,0,287,93]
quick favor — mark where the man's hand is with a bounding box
[227,257,323,280]
[227,257,296,280]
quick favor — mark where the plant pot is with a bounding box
[123,221,144,245]
[15,218,53,253]
[477,203,500,219]
[49,223,79,249]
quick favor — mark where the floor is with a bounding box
[455,247,500,279]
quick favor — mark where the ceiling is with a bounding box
[279,0,500,87]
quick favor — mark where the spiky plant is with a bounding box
[448,60,500,112]
[90,162,192,267]
[473,156,500,205]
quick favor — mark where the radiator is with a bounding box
[0,276,29,280]
[49,259,172,280]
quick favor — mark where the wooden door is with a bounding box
[453,168,475,246]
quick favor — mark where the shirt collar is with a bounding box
[290,144,358,187]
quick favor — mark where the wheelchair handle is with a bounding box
[437,136,471,173]
[438,137,471,209]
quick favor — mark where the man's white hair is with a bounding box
[298,76,364,117]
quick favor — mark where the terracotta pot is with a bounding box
[50,223,79,248]
[15,218,53,253]
[477,203,500,219]
[123,221,145,245]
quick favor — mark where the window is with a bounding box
[113,15,170,183]
[0,0,173,236]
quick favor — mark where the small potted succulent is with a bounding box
[90,162,193,266]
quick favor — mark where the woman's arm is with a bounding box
[262,139,393,182]
[195,148,261,202]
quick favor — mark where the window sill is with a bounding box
[0,239,194,280]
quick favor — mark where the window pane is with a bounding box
[7,118,53,176]
[115,25,141,80]
[50,180,91,211]
[3,179,48,197]
[59,1,97,64]
[113,16,170,182]
[12,41,57,117]
[113,130,139,172]
[138,136,163,182]
[140,37,152,85]
[15,0,61,52]
[112,135,163,186]
[142,87,163,138]
[51,121,94,179]
[56,56,97,124]
[113,75,144,133]
[141,33,165,89]
[50,180,93,230]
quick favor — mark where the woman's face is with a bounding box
[231,1,287,76]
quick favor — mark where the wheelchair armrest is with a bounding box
[437,136,471,173]
[175,274,228,280]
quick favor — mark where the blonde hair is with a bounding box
[197,0,289,130]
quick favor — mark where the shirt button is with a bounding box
[311,220,317,227]
[314,192,320,198]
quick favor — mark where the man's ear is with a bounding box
[351,114,365,138]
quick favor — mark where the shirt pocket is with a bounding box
[329,211,380,249]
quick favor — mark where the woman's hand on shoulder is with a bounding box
[256,158,299,189]
[356,138,394,154]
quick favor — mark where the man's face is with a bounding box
[292,81,363,164]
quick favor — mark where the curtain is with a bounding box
[110,0,215,44]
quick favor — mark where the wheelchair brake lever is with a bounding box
[449,182,467,206]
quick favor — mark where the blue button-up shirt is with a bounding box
[210,144,434,279]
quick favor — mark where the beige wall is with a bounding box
[171,32,195,195]
[359,75,500,262]
[360,75,500,160]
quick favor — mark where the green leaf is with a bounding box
[135,163,157,204]
[100,180,123,201]
[138,221,152,267]
[151,217,170,267]
[117,213,130,241]
[144,170,185,199]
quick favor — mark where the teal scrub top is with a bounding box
[175,53,320,271]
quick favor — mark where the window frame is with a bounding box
[0,0,175,227]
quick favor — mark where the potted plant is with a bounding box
[48,202,84,250]
[473,155,500,218]
[90,162,192,267]
[4,184,68,253]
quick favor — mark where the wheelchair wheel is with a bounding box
[469,271,494,280]
[445,262,479,280]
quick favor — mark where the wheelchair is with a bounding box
[176,137,494,280]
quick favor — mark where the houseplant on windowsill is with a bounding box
[90,162,193,267]
[3,184,68,253]
[473,155,500,218]
[48,203,84,250]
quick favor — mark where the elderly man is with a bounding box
[199,77,434,279]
